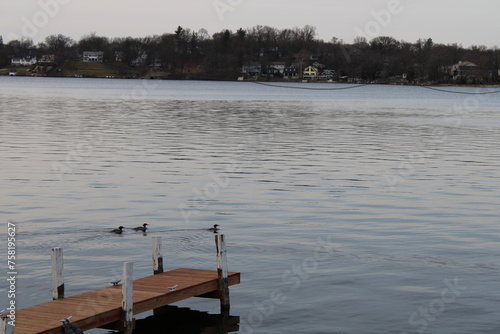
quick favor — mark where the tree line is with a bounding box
[1,25,499,82]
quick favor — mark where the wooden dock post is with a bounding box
[122,262,133,334]
[152,236,165,315]
[0,315,14,334]
[51,247,64,300]
[215,234,230,313]
[152,236,163,275]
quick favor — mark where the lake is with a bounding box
[0,77,499,333]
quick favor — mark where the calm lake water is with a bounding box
[1,77,499,333]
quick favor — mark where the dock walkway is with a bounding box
[13,268,240,334]
[2,234,239,334]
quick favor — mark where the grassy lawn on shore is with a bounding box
[62,61,125,77]
[0,66,32,76]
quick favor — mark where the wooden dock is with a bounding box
[1,235,240,334]
[12,268,240,334]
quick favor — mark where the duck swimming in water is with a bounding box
[132,223,148,232]
[208,224,220,232]
[111,226,124,234]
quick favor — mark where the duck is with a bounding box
[132,223,148,232]
[208,224,220,232]
[111,226,124,234]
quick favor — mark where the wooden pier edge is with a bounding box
[6,233,240,334]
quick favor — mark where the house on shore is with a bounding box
[267,62,285,76]
[263,62,285,77]
[302,66,318,80]
[37,55,57,64]
[83,51,104,62]
[11,56,37,66]
[284,66,299,79]
[131,54,148,67]
[242,62,262,77]
[318,69,337,81]
[443,61,492,83]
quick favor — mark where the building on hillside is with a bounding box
[259,47,280,58]
[284,66,299,79]
[263,62,285,77]
[83,51,104,62]
[312,61,325,70]
[38,55,56,64]
[443,61,491,83]
[242,62,262,77]
[268,62,285,75]
[318,69,337,81]
[302,66,318,80]
[11,56,38,66]
[131,54,148,67]
[115,51,124,62]
[148,58,163,69]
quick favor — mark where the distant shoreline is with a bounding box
[1,73,499,89]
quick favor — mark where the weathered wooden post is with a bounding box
[215,234,230,313]
[122,262,133,334]
[152,236,163,275]
[0,314,14,334]
[152,236,165,315]
[51,247,64,300]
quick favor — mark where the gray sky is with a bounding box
[2,0,499,47]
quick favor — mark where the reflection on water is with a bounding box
[0,78,499,333]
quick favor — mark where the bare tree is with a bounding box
[42,34,75,54]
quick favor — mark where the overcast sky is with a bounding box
[2,0,499,47]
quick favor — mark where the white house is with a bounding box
[302,66,318,80]
[11,57,37,66]
[83,51,104,62]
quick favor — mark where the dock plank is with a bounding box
[9,268,240,334]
